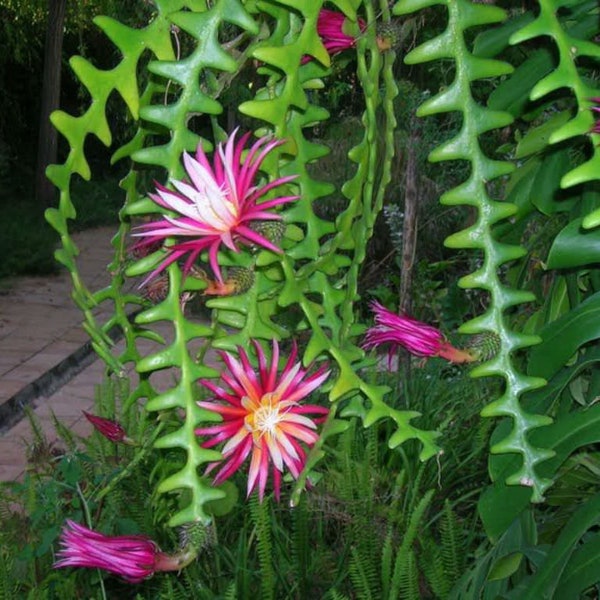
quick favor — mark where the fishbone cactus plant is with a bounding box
[46,0,581,561]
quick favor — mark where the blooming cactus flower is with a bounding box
[316,9,365,57]
[363,301,475,364]
[305,9,397,64]
[54,520,186,583]
[196,340,330,501]
[133,129,298,284]
[83,411,132,444]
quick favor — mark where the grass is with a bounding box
[0,370,494,599]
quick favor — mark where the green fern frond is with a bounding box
[23,406,45,448]
[349,545,377,600]
[440,500,464,584]
[401,550,420,600]
[389,490,434,598]
[326,590,351,600]
[407,463,426,514]
[0,548,18,600]
[381,528,394,599]
[50,413,78,454]
[249,495,275,600]
[222,581,237,600]
[387,470,407,526]
[292,498,310,596]
[366,424,379,471]
[419,537,450,599]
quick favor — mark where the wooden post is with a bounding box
[35,0,66,208]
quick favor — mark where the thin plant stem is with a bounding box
[76,482,108,600]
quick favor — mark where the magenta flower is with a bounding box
[54,520,184,583]
[132,129,298,284]
[83,411,132,444]
[195,340,330,501]
[304,10,395,64]
[316,9,365,57]
[363,301,475,364]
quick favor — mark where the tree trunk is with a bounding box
[35,0,66,208]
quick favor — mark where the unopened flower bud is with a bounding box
[54,520,198,583]
[83,411,133,444]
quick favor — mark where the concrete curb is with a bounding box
[0,311,139,435]
[0,340,97,434]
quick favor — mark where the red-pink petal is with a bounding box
[196,339,330,501]
[133,131,296,286]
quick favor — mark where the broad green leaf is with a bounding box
[518,493,600,599]
[473,12,534,58]
[529,291,600,379]
[530,148,576,216]
[488,49,554,116]
[487,552,523,582]
[554,532,600,599]
[547,218,600,269]
[515,111,571,158]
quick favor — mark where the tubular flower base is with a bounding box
[54,520,196,583]
[193,266,255,296]
[83,411,133,444]
[363,301,475,364]
[132,129,298,284]
[196,340,330,501]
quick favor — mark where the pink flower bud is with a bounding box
[83,411,130,444]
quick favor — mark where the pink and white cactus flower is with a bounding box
[196,340,330,501]
[363,301,475,364]
[316,9,365,57]
[133,129,297,284]
[54,520,185,583]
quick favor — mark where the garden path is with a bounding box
[0,227,178,482]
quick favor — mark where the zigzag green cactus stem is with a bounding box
[394,0,553,501]
[48,0,263,526]
[339,0,398,342]
[126,0,262,526]
[260,1,441,476]
[142,267,226,527]
[508,0,600,226]
[334,0,442,459]
[45,11,180,377]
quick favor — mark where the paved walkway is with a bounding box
[0,225,221,482]
[0,227,128,481]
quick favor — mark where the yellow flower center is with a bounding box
[245,392,283,438]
